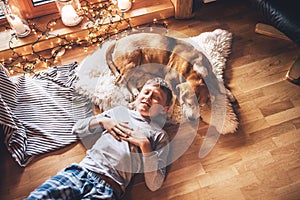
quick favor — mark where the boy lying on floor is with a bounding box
[26,77,173,200]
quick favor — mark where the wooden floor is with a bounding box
[1,0,300,199]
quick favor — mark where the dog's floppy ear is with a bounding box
[195,79,210,106]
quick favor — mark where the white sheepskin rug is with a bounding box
[74,29,239,134]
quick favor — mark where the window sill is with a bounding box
[0,0,174,62]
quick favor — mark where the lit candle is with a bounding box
[7,14,27,35]
[61,4,82,26]
[118,0,132,12]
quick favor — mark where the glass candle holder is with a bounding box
[117,0,132,12]
[0,0,31,38]
[55,0,82,27]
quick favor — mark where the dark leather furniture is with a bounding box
[249,0,300,46]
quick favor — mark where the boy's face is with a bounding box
[135,84,169,118]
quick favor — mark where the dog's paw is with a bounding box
[123,92,135,103]
[131,88,139,97]
[128,101,135,110]
[113,74,122,86]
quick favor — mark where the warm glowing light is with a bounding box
[61,5,82,26]
[117,0,132,12]
[0,0,31,38]
[2,0,166,75]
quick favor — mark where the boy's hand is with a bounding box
[120,128,152,154]
[99,117,133,141]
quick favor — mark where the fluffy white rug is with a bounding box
[75,29,239,134]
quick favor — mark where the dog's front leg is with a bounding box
[117,65,141,102]
[126,79,139,100]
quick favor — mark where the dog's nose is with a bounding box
[188,116,196,121]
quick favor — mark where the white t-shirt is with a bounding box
[72,106,170,193]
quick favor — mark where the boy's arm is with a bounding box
[73,108,132,140]
[72,115,106,138]
[120,130,169,191]
[142,134,169,191]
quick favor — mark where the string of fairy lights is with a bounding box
[0,0,168,75]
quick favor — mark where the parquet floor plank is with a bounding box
[1,0,300,199]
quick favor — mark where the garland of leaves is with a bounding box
[0,0,166,75]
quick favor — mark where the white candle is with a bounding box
[118,0,132,12]
[7,14,26,34]
[61,4,82,26]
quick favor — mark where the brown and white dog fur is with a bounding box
[105,33,221,121]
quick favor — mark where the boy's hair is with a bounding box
[144,77,173,106]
